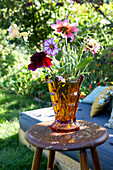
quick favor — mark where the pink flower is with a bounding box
[28,51,53,71]
[43,38,59,56]
[51,19,79,41]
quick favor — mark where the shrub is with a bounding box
[0,2,113,98]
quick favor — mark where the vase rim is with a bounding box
[46,75,84,83]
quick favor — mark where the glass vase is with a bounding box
[45,75,84,132]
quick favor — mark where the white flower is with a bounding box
[8,24,20,38]
[20,32,28,41]
[55,76,65,83]
[84,37,100,57]
[8,24,28,41]
[8,24,18,34]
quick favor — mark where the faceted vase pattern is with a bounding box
[45,75,84,132]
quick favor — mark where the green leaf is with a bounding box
[76,57,93,71]
[55,50,63,61]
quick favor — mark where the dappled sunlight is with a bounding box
[0,89,44,123]
[109,134,113,137]
[0,120,19,139]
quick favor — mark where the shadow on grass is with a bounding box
[0,133,33,169]
[0,133,59,170]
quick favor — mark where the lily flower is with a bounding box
[20,32,28,41]
[8,24,18,33]
[28,51,53,71]
[84,38,100,57]
[51,19,79,41]
[43,38,59,56]
[8,24,28,41]
[8,24,20,38]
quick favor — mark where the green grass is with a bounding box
[0,89,59,170]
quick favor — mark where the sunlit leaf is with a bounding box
[76,57,93,71]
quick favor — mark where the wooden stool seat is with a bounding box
[25,120,109,170]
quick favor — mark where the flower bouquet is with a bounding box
[9,19,101,132]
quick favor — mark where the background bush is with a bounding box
[0,0,113,99]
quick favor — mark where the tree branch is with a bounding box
[91,3,113,26]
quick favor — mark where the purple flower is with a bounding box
[43,38,59,56]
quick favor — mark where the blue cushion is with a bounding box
[19,107,54,132]
[64,103,113,170]
[81,86,108,104]
[19,103,113,170]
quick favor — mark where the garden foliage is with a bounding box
[0,0,113,98]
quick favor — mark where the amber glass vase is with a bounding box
[45,75,84,132]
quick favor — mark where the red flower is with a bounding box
[89,84,92,89]
[91,70,95,73]
[39,92,43,96]
[28,51,53,71]
[81,94,85,98]
[98,82,100,86]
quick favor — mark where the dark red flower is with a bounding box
[39,92,43,96]
[28,51,53,71]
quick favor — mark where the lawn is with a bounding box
[0,89,58,170]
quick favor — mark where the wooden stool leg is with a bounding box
[79,149,89,170]
[32,147,43,170]
[90,147,102,170]
[47,150,55,170]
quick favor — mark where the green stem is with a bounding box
[49,67,55,76]
[65,37,70,78]
[74,34,88,77]
[79,34,88,63]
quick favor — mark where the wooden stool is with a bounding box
[25,120,109,170]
